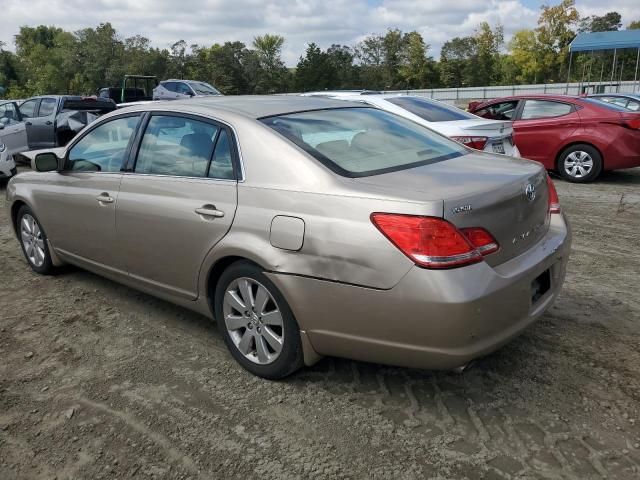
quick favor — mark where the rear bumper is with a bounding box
[600,129,640,170]
[268,213,571,370]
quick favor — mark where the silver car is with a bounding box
[153,80,223,100]
[6,96,571,379]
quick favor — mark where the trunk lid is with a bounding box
[352,152,550,266]
[445,118,513,133]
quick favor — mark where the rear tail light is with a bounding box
[460,227,499,255]
[623,118,640,130]
[451,136,488,150]
[370,213,499,269]
[546,174,561,214]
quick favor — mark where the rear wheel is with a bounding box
[557,144,602,183]
[214,261,303,379]
[17,206,54,275]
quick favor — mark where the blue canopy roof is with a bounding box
[570,30,640,52]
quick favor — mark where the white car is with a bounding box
[304,93,520,157]
[0,101,27,180]
[153,80,222,100]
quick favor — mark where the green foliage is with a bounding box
[580,12,622,33]
[252,34,290,93]
[439,23,503,88]
[295,43,335,91]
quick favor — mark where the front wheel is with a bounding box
[557,144,602,183]
[214,261,303,379]
[17,206,54,274]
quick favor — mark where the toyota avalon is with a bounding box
[6,96,571,379]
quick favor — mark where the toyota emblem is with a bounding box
[525,183,536,202]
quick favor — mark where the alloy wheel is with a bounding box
[20,214,46,268]
[223,277,284,365]
[563,150,594,179]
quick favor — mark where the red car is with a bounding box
[470,94,640,182]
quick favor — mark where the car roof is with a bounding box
[473,94,583,108]
[22,95,106,100]
[131,95,363,119]
[301,90,382,97]
[162,79,207,83]
[487,94,580,102]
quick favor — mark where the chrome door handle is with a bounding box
[195,206,225,218]
[96,193,114,204]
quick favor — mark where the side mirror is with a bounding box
[34,152,61,172]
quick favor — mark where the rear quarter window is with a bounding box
[585,97,639,112]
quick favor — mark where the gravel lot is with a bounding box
[1,165,639,479]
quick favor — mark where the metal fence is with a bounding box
[383,80,640,106]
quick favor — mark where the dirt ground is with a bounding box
[1,165,639,480]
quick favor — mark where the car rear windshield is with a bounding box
[386,96,478,122]
[260,107,467,177]
[582,97,633,112]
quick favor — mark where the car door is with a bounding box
[34,114,143,272]
[511,99,579,167]
[116,113,238,299]
[22,97,58,148]
[19,98,40,147]
[0,102,28,154]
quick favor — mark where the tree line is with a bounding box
[1,0,639,99]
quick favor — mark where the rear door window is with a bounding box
[386,97,477,122]
[520,100,573,120]
[67,115,141,172]
[134,115,219,177]
[162,82,178,92]
[37,98,57,117]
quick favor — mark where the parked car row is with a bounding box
[303,91,640,183]
[97,75,223,106]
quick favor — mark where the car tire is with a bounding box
[214,261,304,379]
[557,144,602,183]
[16,205,54,275]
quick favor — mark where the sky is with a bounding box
[1,0,638,65]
